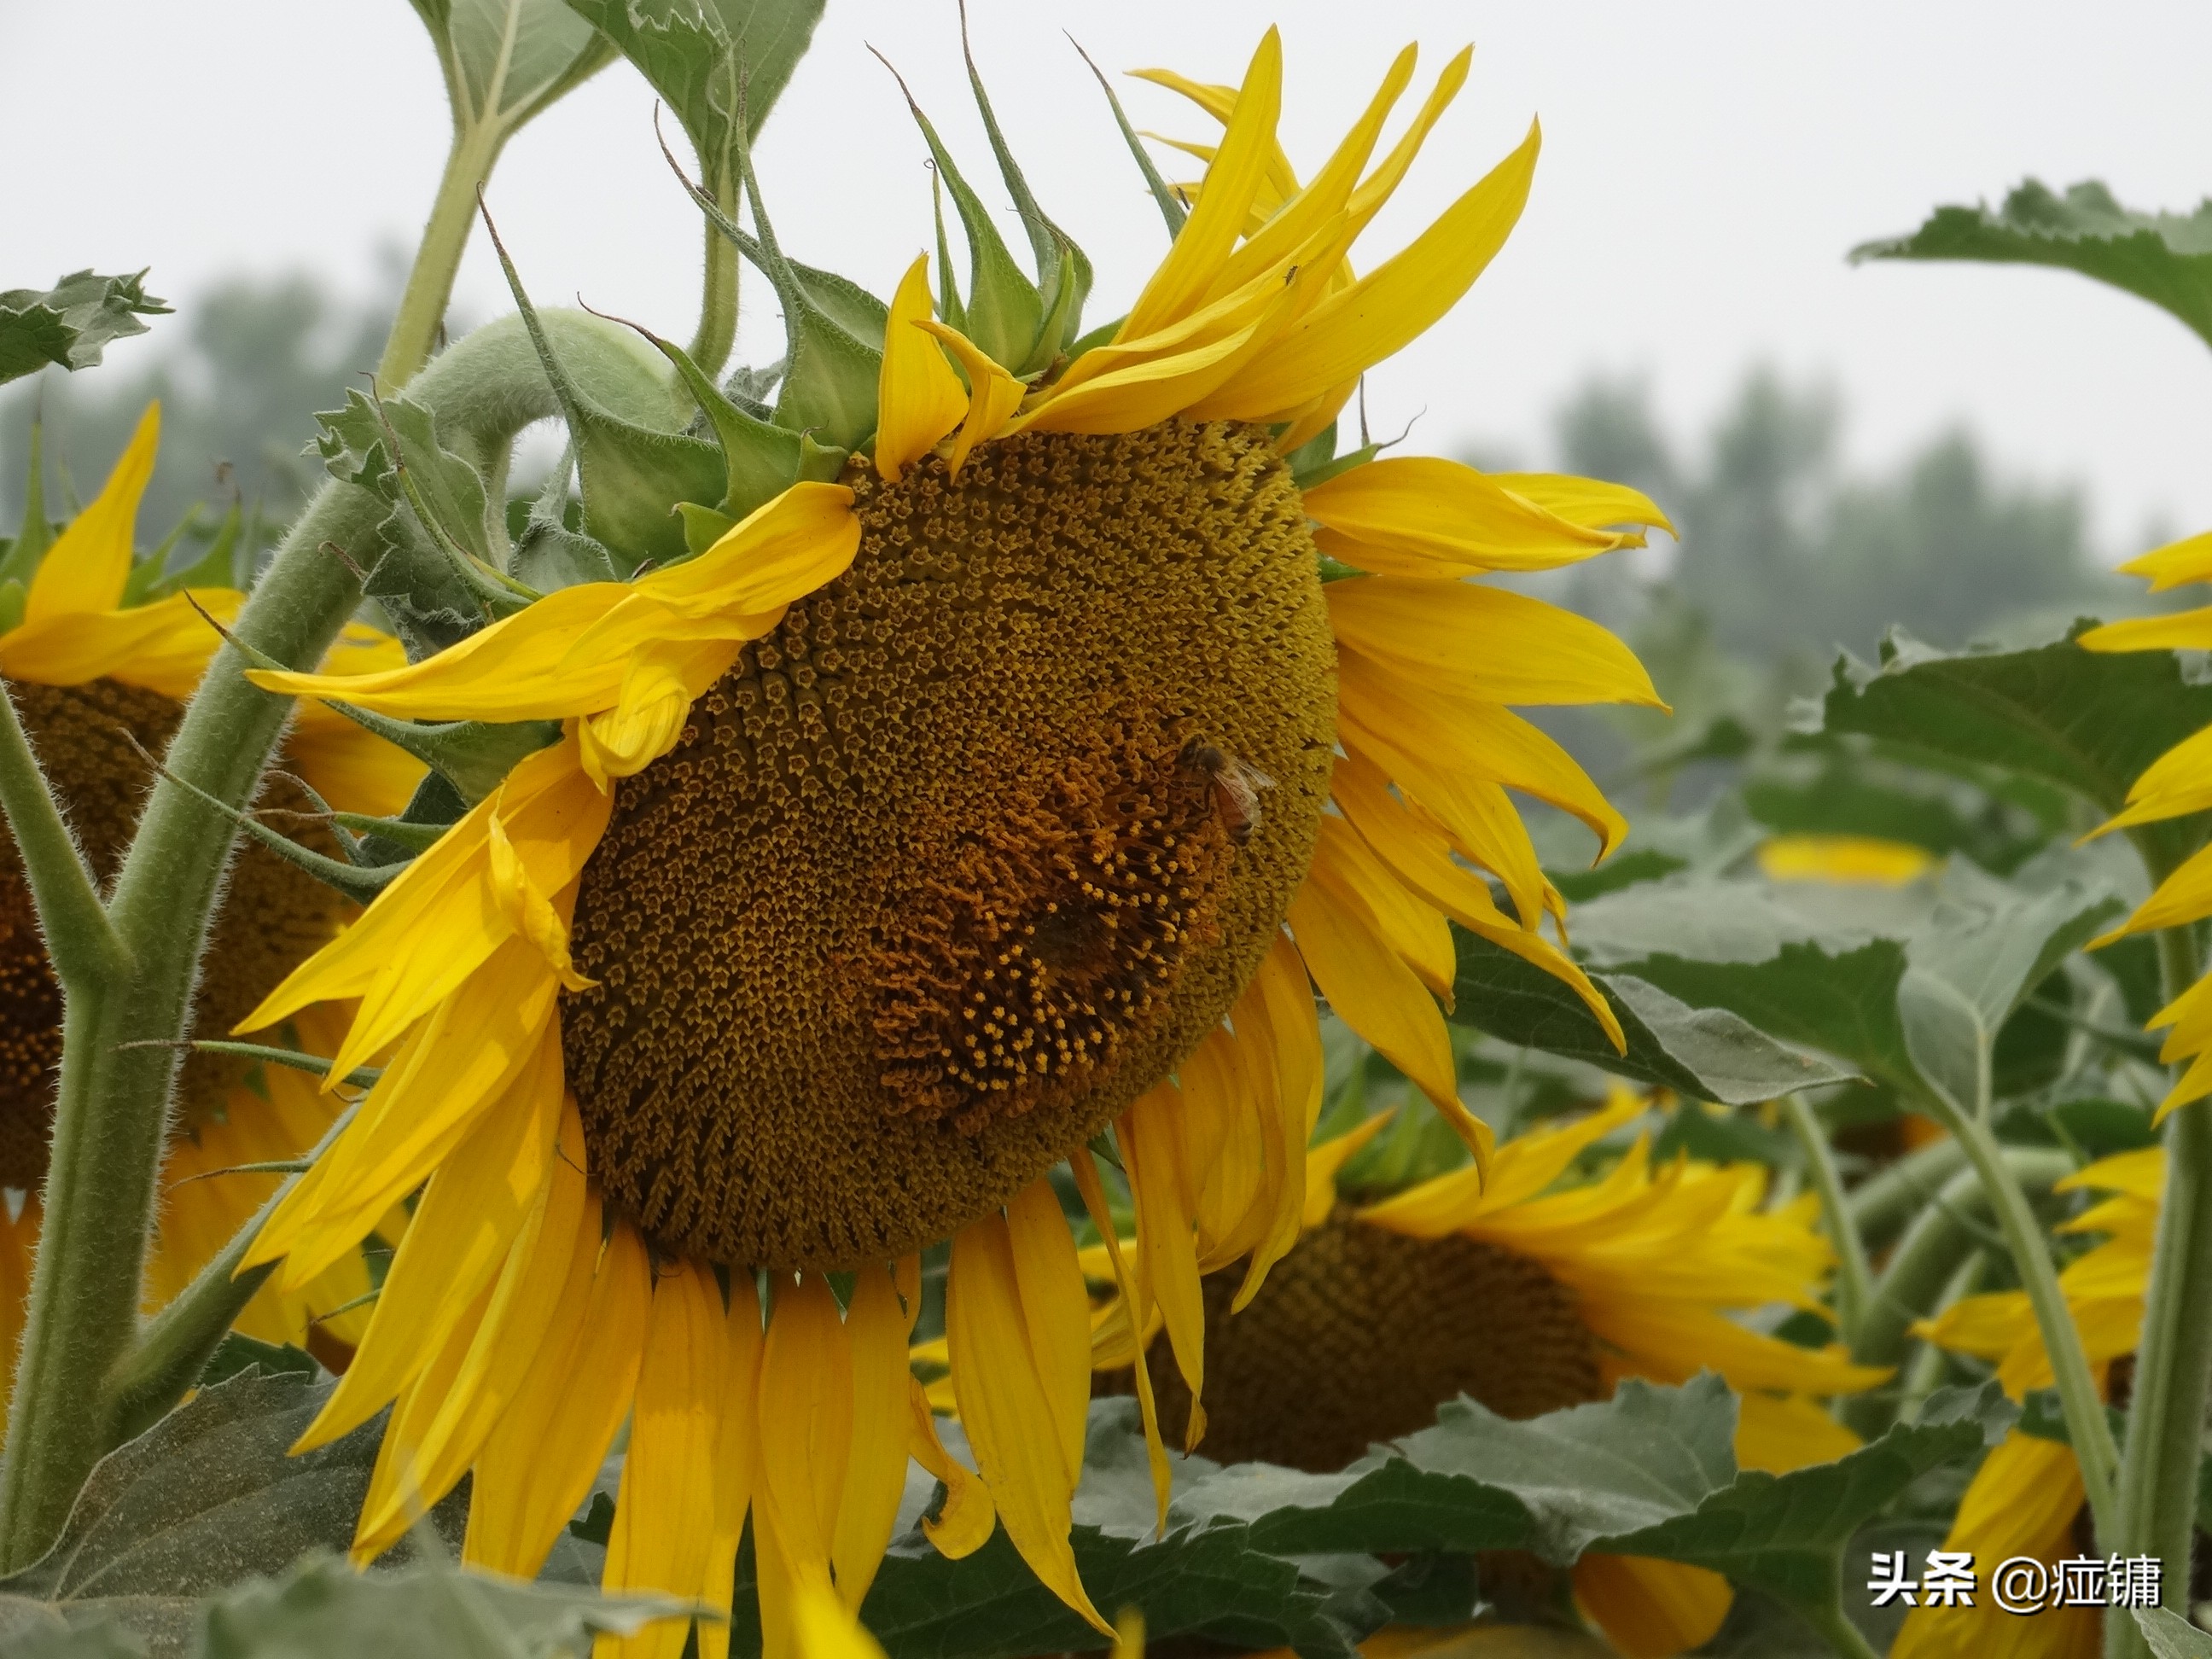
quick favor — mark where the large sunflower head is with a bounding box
[236,30,1673,1651]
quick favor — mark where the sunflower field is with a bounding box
[3,5,2211,1658]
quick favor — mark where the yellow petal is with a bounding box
[1119,1086,1207,1449]
[1757,834,1936,887]
[1326,576,1662,708]
[1226,934,1326,1299]
[700,1272,767,1659]
[1493,472,1674,539]
[830,1264,914,1610]
[1286,870,1492,1172]
[1308,815,1455,998]
[2117,525,2212,592]
[1124,65,1299,203]
[914,321,1025,479]
[1120,32,1284,341]
[759,1274,855,1584]
[875,254,969,483]
[2081,605,2212,654]
[353,1283,492,1563]
[905,1378,995,1560]
[1302,1109,1397,1231]
[1328,748,1621,1047]
[354,1103,591,1557]
[292,1040,563,1449]
[1574,1555,1732,1659]
[0,586,240,697]
[1199,122,1540,420]
[26,402,160,623]
[946,1191,1112,1636]
[1733,1392,1861,1475]
[577,637,745,789]
[1304,456,1649,578]
[466,1213,649,1578]
[790,1577,889,1659]
[1070,1151,1173,1530]
[604,1259,731,1659]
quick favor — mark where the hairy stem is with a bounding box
[103,1102,358,1446]
[0,687,128,987]
[1842,1146,2072,1438]
[687,194,741,381]
[2106,914,2211,1659]
[376,120,505,393]
[0,317,568,1568]
[1807,1599,1883,1659]
[1912,1081,2118,1541]
[1847,1137,1969,1252]
[1785,1095,1873,1344]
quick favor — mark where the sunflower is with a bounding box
[0,405,422,1388]
[1888,1147,2152,1658]
[1065,1088,1879,1658]
[231,31,1668,1653]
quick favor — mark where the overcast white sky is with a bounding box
[4,1,2209,553]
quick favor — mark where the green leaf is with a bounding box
[0,1615,146,1657]
[1898,863,2123,1112]
[197,1551,687,1659]
[563,0,823,203]
[2137,1607,2212,1659]
[1447,926,1858,1104]
[0,1371,461,1657]
[1854,179,2212,351]
[1819,625,2212,877]
[1568,880,1923,1091]
[409,0,614,144]
[0,271,169,387]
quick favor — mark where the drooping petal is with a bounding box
[1303,456,1655,577]
[1326,576,1662,708]
[915,320,1027,479]
[1574,1554,1732,1659]
[1071,1151,1173,1528]
[1118,1086,1206,1448]
[0,586,242,696]
[830,1264,916,1610]
[603,1259,731,1659]
[905,1379,994,1559]
[946,1190,1112,1635]
[875,255,970,483]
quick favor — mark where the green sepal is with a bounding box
[356,771,469,869]
[958,18,1093,367]
[141,756,404,904]
[1294,439,1388,492]
[676,501,736,557]
[117,504,203,608]
[322,811,449,855]
[316,705,562,807]
[1062,313,1125,370]
[0,421,52,591]
[187,1039,381,1091]
[480,214,726,572]
[511,448,621,592]
[798,434,849,482]
[1072,40,1187,237]
[629,321,805,521]
[881,61,1042,374]
[670,136,884,452]
[139,498,250,603]
[0,580,25,636]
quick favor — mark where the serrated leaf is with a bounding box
[1447,926,1856,1104]
[0,1614,145,1657]
[564,0,822,203]
[0,271,168,386]
[0,1373,459,1659]
[1854,179,2212,350]
[410,0,613,141]
[197,1551,686,1659]
[1819,625,2212,876]
[2138,1606,2212,1657]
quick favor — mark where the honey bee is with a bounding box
[1186,742,1275,846]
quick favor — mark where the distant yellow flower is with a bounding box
[1072,1090,1882,1659]
[1756,833,1936,887]
[0,405,422,1398]
[231,32,1667,1656]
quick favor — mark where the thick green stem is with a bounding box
[1913,1083,2119,1542]
[1842,1147,2072,1437]
[375,121,505,393]
[1807,1599,1883,1659]
[1847,1137,1969,1252]
[686,191,740,381]
[103,1102,357,1446]
[2106,917,2211,1659]
[0,688,128,987]
[1785,1096,1873,1344]
[0,317,567,1569]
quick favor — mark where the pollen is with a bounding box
[0,677,352,1186]
[1107,1213,1605,1471]
[562,420,1338,1272]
